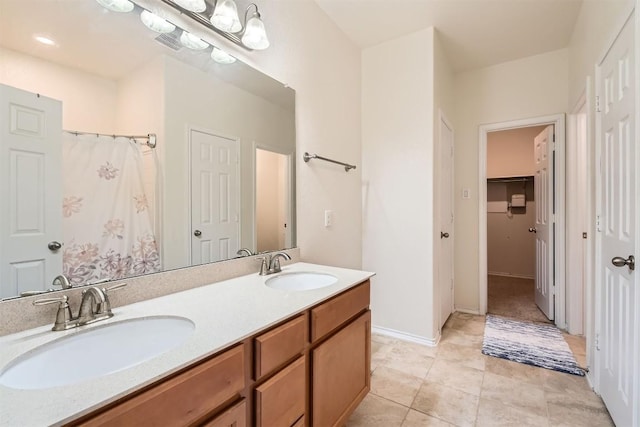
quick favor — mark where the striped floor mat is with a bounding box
[482,314,585,376]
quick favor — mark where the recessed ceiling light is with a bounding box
[34,35,57,46]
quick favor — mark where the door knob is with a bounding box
[193,230,202,237]
[48,241,62,251]
[440,232,450,239]
[528,228,537,233]
[611,255,635,271]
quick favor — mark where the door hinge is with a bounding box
[596,215,602,232]
[596,333,600,351]
[595,95,601,113]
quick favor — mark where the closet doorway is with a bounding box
[485,125,549,323]
[478,114,566,328]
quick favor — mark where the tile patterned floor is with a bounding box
[346,312,613,427]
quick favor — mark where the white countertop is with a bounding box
[0,262,374,427]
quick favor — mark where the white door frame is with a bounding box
[478,114,566,328]
[566,89,590,336]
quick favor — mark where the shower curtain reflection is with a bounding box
[61,132,160,286]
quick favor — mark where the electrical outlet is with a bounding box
[324,210,333,227]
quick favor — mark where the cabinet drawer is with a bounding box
[80,345,245,427]
[201,399,246,427]
[311,280,370,342]
[255,315,306,379]
[255,356,306,427]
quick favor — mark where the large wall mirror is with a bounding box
[0,0,296,299]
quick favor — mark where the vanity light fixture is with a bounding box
[172,0,206,13]
[179,30,209,50]
[140,10,176,33]
[240,4,269,50]
[95,0,134,13]
[210,0,242,32]
[211,47,236,64]
[162,0,270,51]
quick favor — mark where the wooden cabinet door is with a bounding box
[312,311,371,427]
[255,356,306,427]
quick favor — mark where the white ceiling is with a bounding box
[313,0,583,72]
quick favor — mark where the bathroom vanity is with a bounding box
[0,263,373,426]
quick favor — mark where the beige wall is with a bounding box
[0,47,117,133]
[487,126,545,178]
[225,0,362,269]
[453,49,569,312]
[362,28,438,341]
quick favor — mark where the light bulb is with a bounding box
[211,47,236,64]
[180,31,209,50]
[95,0,134,13]
[172,0,206,13]
[241,13,269,50]
[140,10,176,34]
[210,0,242,33]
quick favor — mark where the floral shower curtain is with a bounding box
[62,132,160,286]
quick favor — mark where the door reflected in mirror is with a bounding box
[0,0,296,299]
[256,148,294,253]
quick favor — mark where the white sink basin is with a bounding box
[0,316,195,390]
[265,272,338,291]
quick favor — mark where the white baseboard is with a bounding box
[488,272,535,280]
[372,325,439,347]
[454,307,482,315]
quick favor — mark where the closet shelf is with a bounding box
[487,175,533,183]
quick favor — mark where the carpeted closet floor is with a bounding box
[487,274,551,323]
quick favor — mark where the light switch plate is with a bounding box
[462,188,471,199]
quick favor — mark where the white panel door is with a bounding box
[596,11,637,427]
[533,125,554,320]
[190,129,239,264]
[438,115,454,329]
[0,84,63,298]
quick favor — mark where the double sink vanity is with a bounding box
[0,261,374,426]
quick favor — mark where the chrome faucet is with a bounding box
[19,274,72,297]
[52,274,72,289]
[77,286,109,325]
[33,283,127,331]
[258,252,292,275]
[236,248,254,257]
